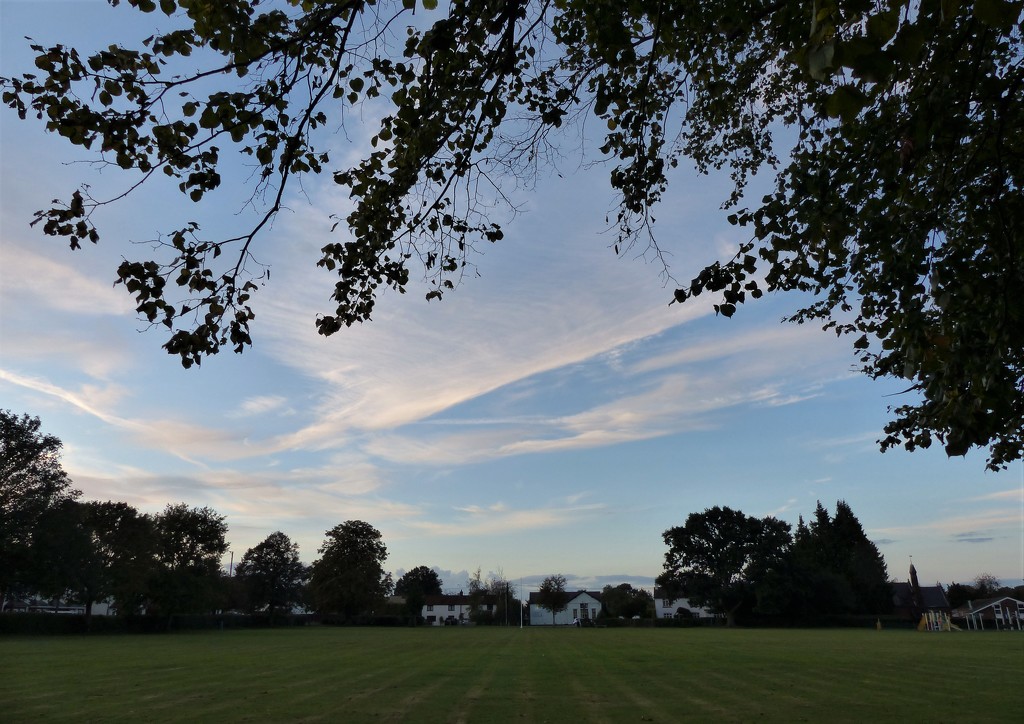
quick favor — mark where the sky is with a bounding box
[1,0,1021,595]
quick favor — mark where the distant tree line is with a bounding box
[658,502,893,626]
[1,409,537,629]
[0,408,235,623]
[945,574,1024,609]
[0,409,405,626]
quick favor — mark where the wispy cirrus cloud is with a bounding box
[0,368,127,425]
[401,497,608,539]
[0,243,132,317]
[968,488,1024,503]
[360,322,849,466]
[767,498,800,517]
[872,508,1021,540]
[227,395,292,418]
[0,368,255,465]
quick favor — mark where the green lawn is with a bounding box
[1,627,1021,722]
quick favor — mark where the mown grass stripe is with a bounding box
[1,627,1021,722]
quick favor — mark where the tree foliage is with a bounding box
[601,583,654,619]
[484,573,520,626]
[2,1,1020,467]
[465,568,519,624]
[309,520,392,618]
[758,501,891,618]
[393,564,442,620]
[536,573,569,624]
[150,502,230,615]
[29,500,95,610]
[661,502,896,623]
[84,501,159,616]
[659,506,792,626]
[29,499,159,621]
[800,500,890,613]
[0,410,80,602]
[235,530,308,615]
[394,565,443,598]
[945,573,1022,608]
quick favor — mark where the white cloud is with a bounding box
[968,488,1024,503]
[360,321,851,466]
[767,498,800,516]
[872,508,1022,539]
[0,368,126,425]
[0,368,263,466]
[401,500,608,538]
[0,243,133,317]
[228,395,290,418]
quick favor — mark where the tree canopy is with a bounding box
[2,0,1021,468]
[601,582,654,619]
[309,520,392,618]
[235,530,309,615]
[150,502,230,615]
[659,505,792,626]
[0,410,80,604]
[661,501,896,624]
[394,564,442,620]
[394,565,443,598]
[536,573,569,624]
[757,501,891,618]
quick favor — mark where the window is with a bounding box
[580,603,589,619]
[426,605,433,611]
[448,604,455,611]
[662,599,672,608]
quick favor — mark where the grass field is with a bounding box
[1,626,1021,722]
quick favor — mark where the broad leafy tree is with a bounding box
[29,500,94,612]
[394,564,442,621]
[2,1,1021,468]
[18,498,157,620]
[234,531,309,616]
[309,520,392,618]
[0,410,80,607]
[150,503,229,617]
[601,583,654,620]
[659,506,792,626]
[536,573,569,625]
[84,501,159,616]
[28,499,158,622]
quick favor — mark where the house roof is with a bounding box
[653,587,686,600]
[892,581,950,610]
[423,593,497,606]
[528,590,602,604]
[956,596,1024,614]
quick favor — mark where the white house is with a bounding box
[421,593,497,625]
[528,590,603,625]
[652,587,714,619]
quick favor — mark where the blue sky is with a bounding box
[1,0,1021,594]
